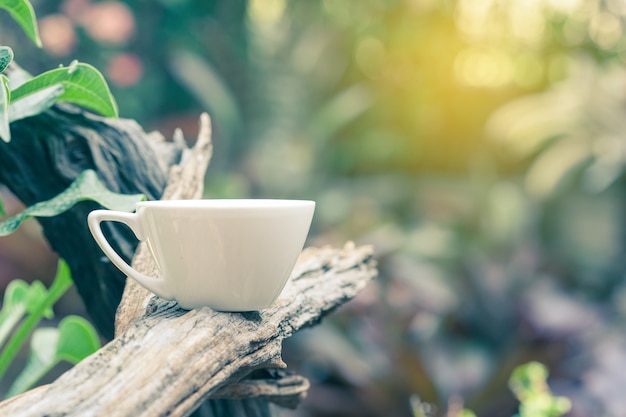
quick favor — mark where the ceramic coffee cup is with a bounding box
[87,199,315,311]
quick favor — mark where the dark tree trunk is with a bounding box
[0,105,172,338]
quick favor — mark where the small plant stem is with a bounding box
[0,262,72,382]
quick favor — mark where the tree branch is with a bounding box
[0,243,376,417]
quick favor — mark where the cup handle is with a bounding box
[87,209,174,301]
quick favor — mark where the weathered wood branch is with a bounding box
[0,243,375,417]
[211,370,310,408]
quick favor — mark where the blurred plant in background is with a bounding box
[508,362,571,417]
[2,0,626,416]
[409,362,571,417]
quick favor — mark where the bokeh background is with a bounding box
[2,0,626,416]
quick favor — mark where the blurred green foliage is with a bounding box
[509,362,571,417]
[2,0,626,416]
[0,260,101,398]
[409,361,571,417]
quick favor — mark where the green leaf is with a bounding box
[8,83,63,123]
[0,260,73,385]
[0,280,30,347]
[6,327,58,397]
[0,46,13,73]
[0,192,5,217]
[56,316,101,363]
[0,74,10,142]
[0,0,41,47]
[509,361,549,400]
[0,279,52,348]
[10,61,118,119]
[48,259,73,302]
[509,362,571,417]
[41,260,72,320]
[0,169,144,236]
[6,316,100,397]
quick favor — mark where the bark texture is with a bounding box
[0,243,375,417]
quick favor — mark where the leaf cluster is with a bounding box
[0,170,144,395]
[0,260,101,397]
[509,362,571,417]
[0,0,118,143]
[0,0,142,401]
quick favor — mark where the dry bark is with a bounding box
[0,243,375,417]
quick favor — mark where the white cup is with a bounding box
[87,199,315,311]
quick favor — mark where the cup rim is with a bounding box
[135,199,315,209]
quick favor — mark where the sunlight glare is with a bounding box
[456,0,495,41]
[512,54,544,88]
[589,11,623,50]
[546,0,583,14]
[508,1,546,47]
[454,49,512,88]
[247,0,286,28]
